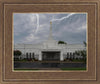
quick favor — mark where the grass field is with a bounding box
[61,67,86,70]
[14,67,86,71]
[14,69,39,71]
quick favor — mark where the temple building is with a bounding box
[14,22,86,61]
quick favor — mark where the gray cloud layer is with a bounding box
[13,13,87,44]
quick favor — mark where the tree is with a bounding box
[74,41,87,63]
[81,50,86,59]
[58,41,67,44]
[14,50,22,56]
[83,41,87,47]
[75,51,81,56]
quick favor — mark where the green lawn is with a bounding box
[71,59,85,62]
[61,67,86,70]
[14,69,39,71]
[14,67,86,71]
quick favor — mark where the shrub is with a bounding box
[14,50,22,56]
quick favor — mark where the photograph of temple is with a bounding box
[14,13,87,70]
[14,22,86,61]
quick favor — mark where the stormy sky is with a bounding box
[13,13,87,44]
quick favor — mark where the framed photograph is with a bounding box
[0,0,100,84]
[13,13,87,71]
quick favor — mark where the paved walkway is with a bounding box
[14,62,86,69]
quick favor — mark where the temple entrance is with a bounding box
[42,51,60,61]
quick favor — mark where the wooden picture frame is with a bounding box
[0,0,99,84]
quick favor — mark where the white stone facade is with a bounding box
[14,43,85,61]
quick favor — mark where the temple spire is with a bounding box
[48,21,53,40]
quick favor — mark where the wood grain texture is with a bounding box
[0,0,100,84]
